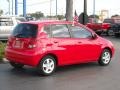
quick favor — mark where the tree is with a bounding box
[89,14,99,19]
[46,15,65,20]
[111,14,119,18]
[27,11,44,19]
[66,0,73,21]
[0,10,3,16]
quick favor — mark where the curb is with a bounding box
[1,58,9,64]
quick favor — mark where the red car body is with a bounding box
[102,23,111,31]
[5,21,114,67]
[86,23,103,35]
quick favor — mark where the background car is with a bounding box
[5,20,115,76]
[0,16,26,41]
[103,18,120,36]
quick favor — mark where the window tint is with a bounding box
[51,24,70,38]
[12,23,38,38]
[70,26,92,38]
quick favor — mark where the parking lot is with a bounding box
[0,36,120,90]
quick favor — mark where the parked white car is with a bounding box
[0,16,26,40]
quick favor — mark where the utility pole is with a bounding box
[66,0,73,21]
[23,0,26,17]
[84,0,87,15]
[15,0,18,15]
[83,0,88,25]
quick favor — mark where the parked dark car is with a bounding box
[103,18,120,37]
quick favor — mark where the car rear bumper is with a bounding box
[5,48,42,67]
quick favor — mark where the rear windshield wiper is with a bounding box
[14,33,24,38]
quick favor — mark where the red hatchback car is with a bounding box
[5,20,114,76]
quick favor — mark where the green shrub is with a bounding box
[0,42,6,61]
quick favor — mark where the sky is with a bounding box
[0,0,120,17]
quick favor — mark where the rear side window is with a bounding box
[51,24,70,38]
[12,23,38,38]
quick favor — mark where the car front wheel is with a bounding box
[115,33,120,37]
[37,56,56,76]
[98,49,111,66]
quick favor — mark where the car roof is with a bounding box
[21,20,72,25]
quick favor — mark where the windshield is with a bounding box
[114,19,120,23]
[12,23,38,38]
[103,19,113,24]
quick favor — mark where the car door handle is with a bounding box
[46,43,53,46]
[54,41,58,43]
[78,42,82,43]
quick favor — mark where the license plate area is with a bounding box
[14,40,23,48]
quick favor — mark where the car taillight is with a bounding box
[28,44,36,49]
[28,39,37,49]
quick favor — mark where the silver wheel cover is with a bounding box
[42,58,55,74]
[102,52,111,64]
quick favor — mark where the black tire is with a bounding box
[107,29,114,36]
[105,31,109,36]
[37,56,56,76]
[98,49,111,66]
[10,62,24,68]
[115,33,120,37]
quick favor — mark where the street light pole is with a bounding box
[56,0,57,19]
[15,0,18,15]
[12,0,13,15]
[93,0,96,20]
[50,0,52,17]
[7,0,10,15]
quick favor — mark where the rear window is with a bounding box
[12,23,38,38]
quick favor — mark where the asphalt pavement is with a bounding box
[0,36,120,90]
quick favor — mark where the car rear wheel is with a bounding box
[10,62,24,68]
[37,56,56,76]
[98,49,111,66]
